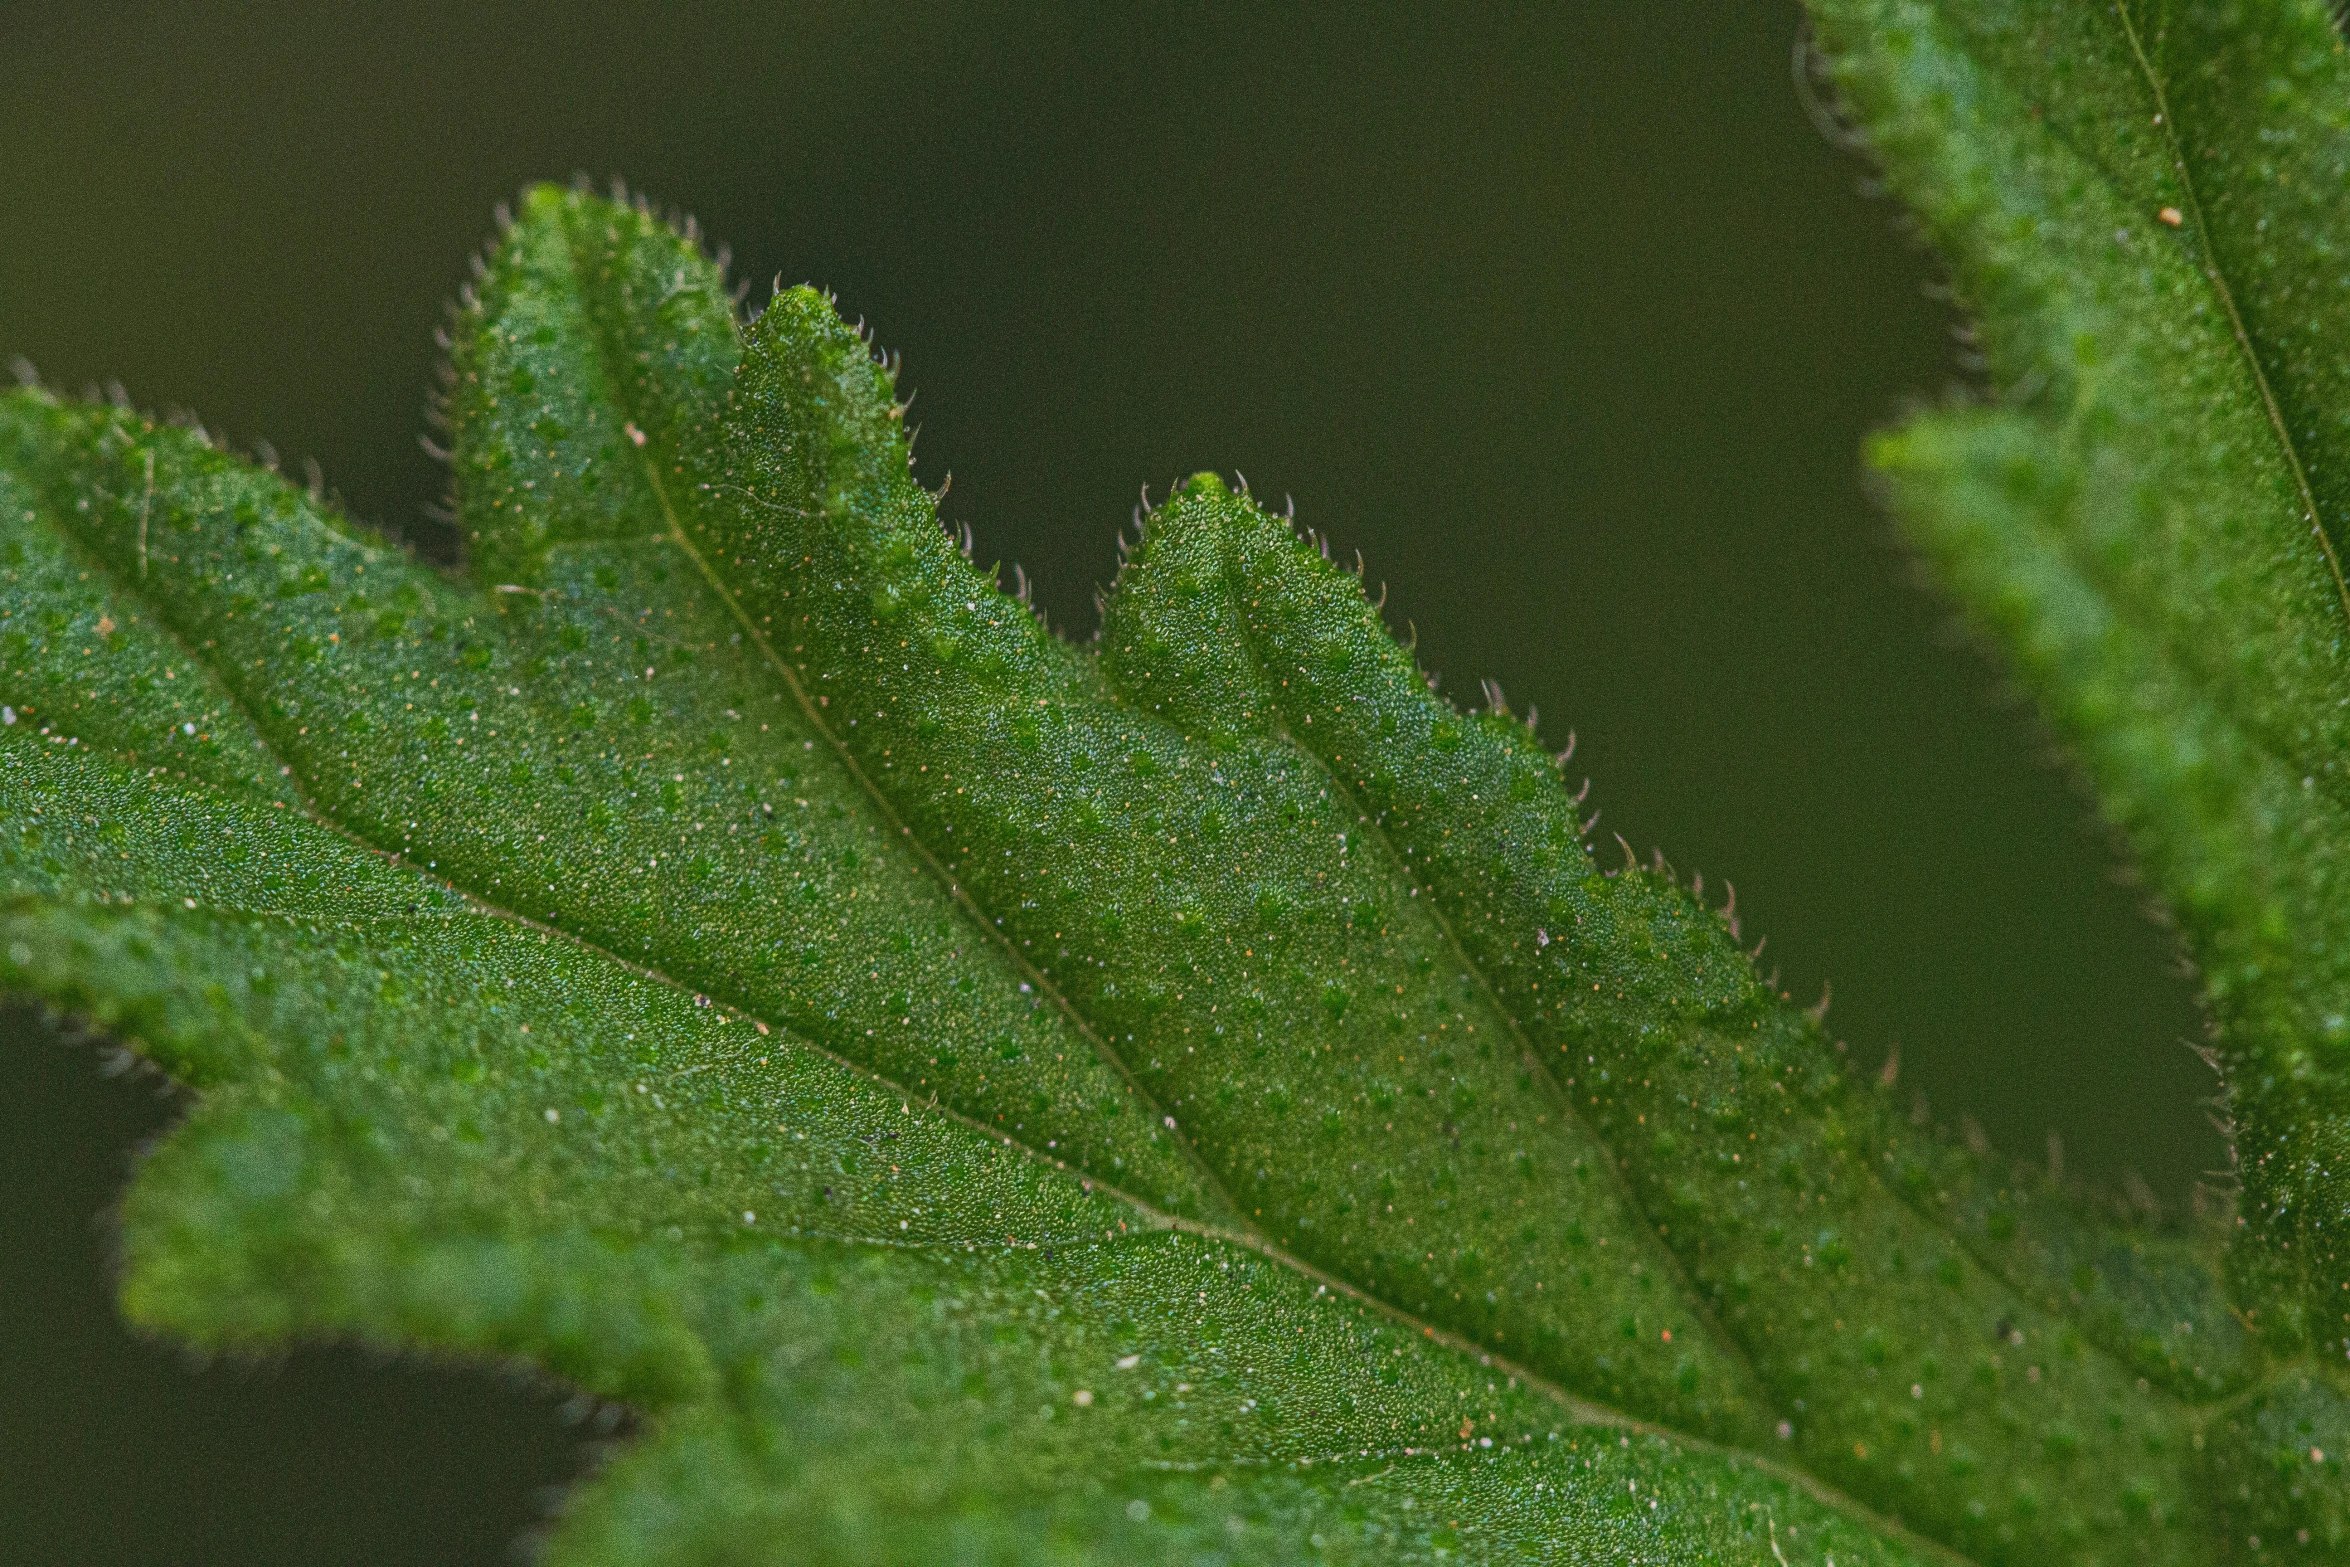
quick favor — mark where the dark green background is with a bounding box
[0,3,2220,1560]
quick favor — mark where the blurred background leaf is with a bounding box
[0,1,2217,1560]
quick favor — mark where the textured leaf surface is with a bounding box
[1803,0,2350,1552]
[0,158,2329,1561]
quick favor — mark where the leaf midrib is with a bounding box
[616,431,1963,1554]
[549,251,1253,1235]
[88,387,2159,1562]
[1219,528,2264,1420]
[2111,5,2350,632]
[126,379,1988,1552]
[1202,542,1782,1409]
[1929,3,2350,876]
[1902,6,2350,663]
[8,309,2050,1567]
[2091,5,2350,833]
[7,638,1980,1567]
[8,360,2210,1567]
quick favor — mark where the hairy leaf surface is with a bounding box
[1805,1,2350,1551]
[0,94,2335,1560]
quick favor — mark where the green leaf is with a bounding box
[1809,0,2350,1442]
[0,164,2328,1562]
[1800,0,2350,1549]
